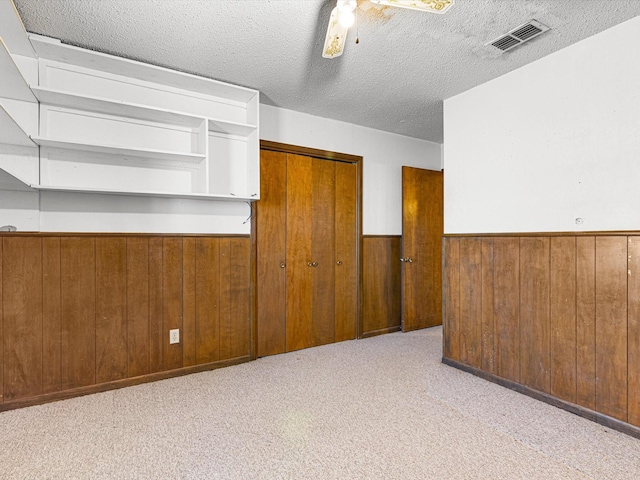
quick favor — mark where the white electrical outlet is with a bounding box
[169,329,180,344]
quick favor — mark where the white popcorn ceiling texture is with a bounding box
[12,0,640,143]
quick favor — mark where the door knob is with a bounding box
[406,257,413,263]
[308,262,313,267]
[336,261,342,266]
[400,258,405,262]
[312,262,318,267]
[280,262,286,268]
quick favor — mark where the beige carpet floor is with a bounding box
[1,326,639,479]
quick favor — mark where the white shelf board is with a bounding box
[32,137,206,163]
[0,167,34,192]
[0,0,36,58]
[0,37,36,102]
[31,87,205,128]
[208,118,257,137]
[29,34,258,104]
[32,184,258,201]
[0,104,36,147]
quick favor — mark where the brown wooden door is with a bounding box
[401,167,443,331]
[256,148,359,356]
[310,159,336,347]
[256,150,287,357]
[335,162,358,342]
[285,154,314,351]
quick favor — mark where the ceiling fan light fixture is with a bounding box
[323,6,349,58]
[337,0,356,27]
[339,9,355,28]
[323,0,454,59]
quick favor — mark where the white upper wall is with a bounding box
[444,15,640,234]
[261,104,442,235]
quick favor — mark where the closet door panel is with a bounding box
[311,159,336,347]
[335,162,358,342]
[257,150,287,356]
[286,154,313,352]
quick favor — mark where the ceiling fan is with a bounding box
[323,0,455,58]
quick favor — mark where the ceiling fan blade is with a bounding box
[322,7,349,59]
[369,0,454,14]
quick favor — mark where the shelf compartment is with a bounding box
[0,37,36,103]
[207,118,257,136]
[32,137,206,163]
[0,104,36,147]
[31,86,205,128]
[32,184,258,201]
[29,34,258,103]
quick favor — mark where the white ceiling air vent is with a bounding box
[486,20,550,53]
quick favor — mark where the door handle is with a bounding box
[280,262,286,268]
[336,261,342,266]
[308,262,313,267]
[312,262,318,267]
[400,257,413,263]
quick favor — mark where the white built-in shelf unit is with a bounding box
[0,38,37,148]
[0,34,260,201]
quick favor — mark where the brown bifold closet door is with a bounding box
[334,161,358,342]
[256,150,287,357]
[285,154,314,352]
[401,167,443,331]
[256,149,358,356]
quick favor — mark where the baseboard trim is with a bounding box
[442,357,640,440]
[362,325,401,338]
[0,356,251,412]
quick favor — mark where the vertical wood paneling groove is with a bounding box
[148,238,163,373]
[519,237,551,393]
[60,238,96,390]
[576,236,596,410]
[628,236,640,427]
[95,238,127,384]
[362,237,401,336]
[231,238,251,358]
[443,237,460,360]
[162,238,183,371]
[459,238,482,368]
[550,237,577,403]
[595,236,628,422]
[195,238,220,364]
[127,238,150,378]
[219,239,232,360]
[182,238,197,368]
[42,238,62,394]
[3,238,43,401]
[493,238,520,382]
[480,238,495,373]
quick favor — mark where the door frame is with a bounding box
[251,140,364,359]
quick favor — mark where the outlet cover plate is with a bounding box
[169,329,180,344]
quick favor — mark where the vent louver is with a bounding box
[486,20,550,53]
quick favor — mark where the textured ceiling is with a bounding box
[11,0,640,143]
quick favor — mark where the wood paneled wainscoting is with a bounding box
[362,236,402,337]
[0,233,251,411]
[443,234,640,438]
